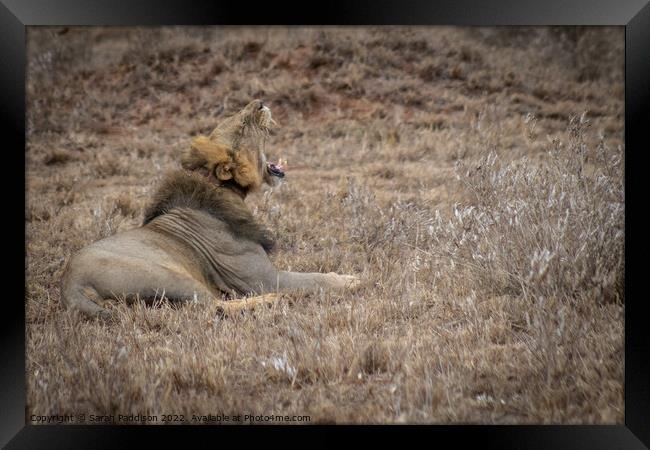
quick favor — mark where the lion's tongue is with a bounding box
[268,162,285,178]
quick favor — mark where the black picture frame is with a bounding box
[4,0,649,448]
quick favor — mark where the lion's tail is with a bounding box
[60,276,115,322]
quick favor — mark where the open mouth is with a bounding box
[267,161,285,178]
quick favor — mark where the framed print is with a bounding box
[4,0,649,448]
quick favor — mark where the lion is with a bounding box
[60,99,359,320]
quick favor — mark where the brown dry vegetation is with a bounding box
[26,26,624,424]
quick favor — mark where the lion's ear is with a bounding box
[214,163,233,181]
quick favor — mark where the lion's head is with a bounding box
[181,99,285,194]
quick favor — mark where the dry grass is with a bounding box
[26,26,624,424]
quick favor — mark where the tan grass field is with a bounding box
[26,26,624,424]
